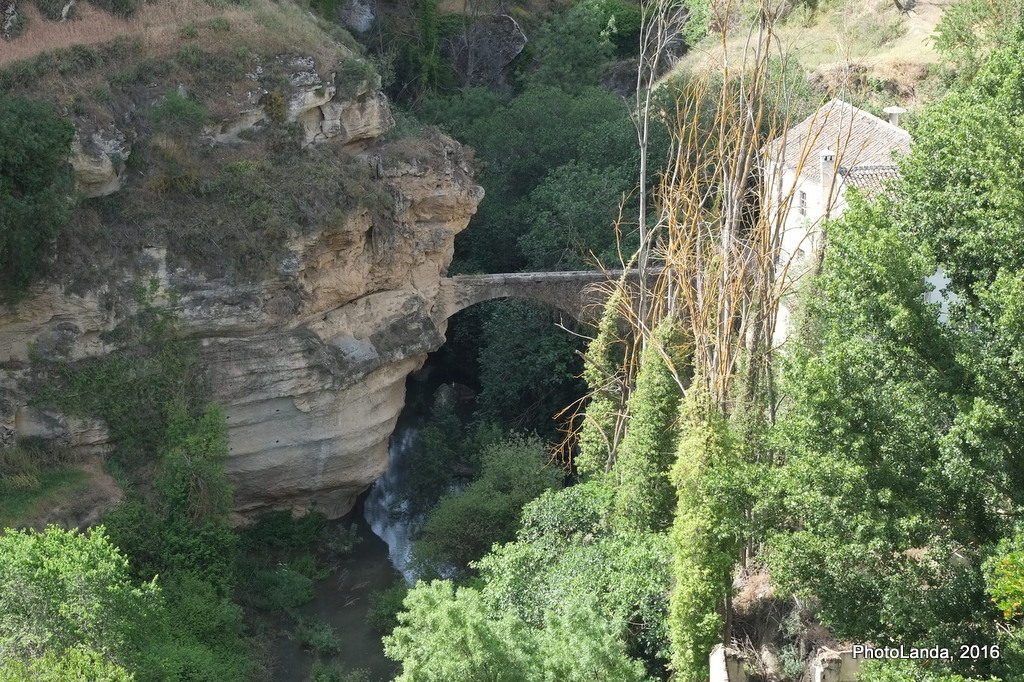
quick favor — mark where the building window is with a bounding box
[798,190,807,217]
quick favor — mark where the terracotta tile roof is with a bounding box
[765,99,911,184]
[840,165,901,195]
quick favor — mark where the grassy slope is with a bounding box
[0,468,90,529]
[676,0,957,106]
[1,0,347,67]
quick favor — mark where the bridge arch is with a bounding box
[432,270,629,323]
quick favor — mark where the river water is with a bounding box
[267,419,423,681]
[266,516,402,682]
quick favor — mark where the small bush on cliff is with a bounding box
[151,91,209,136]
[0,95,75,294]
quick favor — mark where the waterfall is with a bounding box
[363,425,422,584]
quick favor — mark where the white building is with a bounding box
[764,99,955,338]
[765,98,911,264]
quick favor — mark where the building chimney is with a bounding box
[883,105,907,127]
[820,148,836,212]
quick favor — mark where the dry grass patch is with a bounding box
[2,0,353,69]
[671,0,956,107]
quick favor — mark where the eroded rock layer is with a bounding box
[0,63,482,522]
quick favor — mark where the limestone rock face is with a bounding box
[69,127,130,198]
[339,0,375,34]
[0,84,481,522]
[205,54,394,147]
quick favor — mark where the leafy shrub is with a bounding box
[90,0,140,18]
[35,295,204,470]
[250,565,314,611]
[289,553,329,581]
[3,645,135,681]
[595,0,642,56]
[4,8,27,37]
[411,436,562,574]
[985,530,1024,620]
[295,617,340,655]
[109,57,169,88]
[89,83,113,102]
[309,661,373,682]
[160,572,246,651]
[336,57,377,98]
[856,660,987,681]
[264,89,288,123]
[385,581,650,682]
[367,582,409,634]
[151,91,209,136]
[241,510,328,551]
[102,498,166,580]
[0,526,161,667]
[206,16,230,32]
[35,0,66,20]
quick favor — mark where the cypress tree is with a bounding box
[611,321,684,533]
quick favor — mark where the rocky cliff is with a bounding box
[0,29,483,522]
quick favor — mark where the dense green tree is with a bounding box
[475,300,586,435]
[984,527,1024,673]
[0,95,75,292]
[594,0,643,57]
[932,0,1024,80]
[612,323,684,533]
[762,195,1000,654]
[575,290,628,478]
[530,0,614,93]
[401,401,492,518]
[447,84,638,274]
[668,393,743,682]
[0,526,160,673]
[2,646,136,681]
[384,580,652,682]
[411,436,562,574]
[760,44,1024,676]
[857,661,996,682]
[477,481,672,671]
[519,160,633,270]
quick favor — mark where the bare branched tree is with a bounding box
[565,0,866,475]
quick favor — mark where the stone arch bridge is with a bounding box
[433,269,640,322]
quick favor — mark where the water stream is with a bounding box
[266,517,402,682]
[267,386,439,680]
[363,424,423,585]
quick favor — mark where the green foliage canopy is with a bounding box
[760,38,1024,670]
[384,580,652,682]
[0,95,75,292]
[668,394,743,682]
[412,435,561,574]
[0,525,160,673]
[477,481,672,670]
[612,324,684,533]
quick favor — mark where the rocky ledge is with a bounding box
[0,57,483,523]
